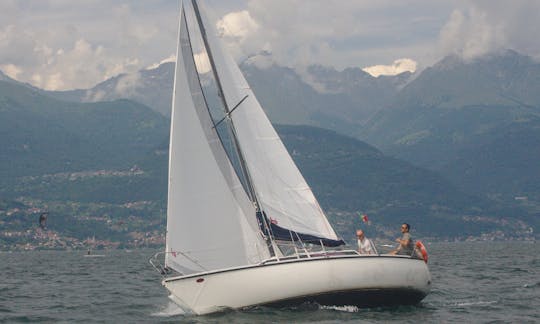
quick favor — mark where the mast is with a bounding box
[191,0,259,208]
[186,1,343,252]
[191,0,279,256]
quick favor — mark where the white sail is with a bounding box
[161,3,431,315]
[165,5,269,275]
[195,2,339,241]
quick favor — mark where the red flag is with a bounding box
[357,212,370,225]
[361,214,369,223]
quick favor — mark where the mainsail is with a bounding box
[165,1,343,275]
[194,1,341,242]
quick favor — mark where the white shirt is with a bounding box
[357,237,373,254]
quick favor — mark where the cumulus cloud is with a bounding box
[212,8,266,64]
[230,0,540,74]
[217,0,448,73]
[24,37,141,90]
[0,23,141,90]
[45,72,65,91]
[0,63,22,79]
[437,0,540,61]
[0,1,177,90]
[438,8,504,60]
[1,0,540,90]
[193,52,211,74]
[217,10,259,39]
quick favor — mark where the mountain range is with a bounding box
[0,80,169,184]
[360,50,540,202]
[0,49,538,248]
[47,50,540,204]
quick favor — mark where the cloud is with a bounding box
[83,89,106,102]
[438,8,504,60]
[0,24,41,67]
[216,0,452,73]
[194,52,212,74]
[437,0,540,60]
[44,72,65,90]
[217,10,259,39]
[225,0,540,74]
[1,0,540,90]
[40,38,140,90]
[362,58,417,77]
[244,52,275,69]
[115,72,141,97]
[146,54,175,70]
[0,1,177,90]
[26,37,141,90]
[0,63,22,79]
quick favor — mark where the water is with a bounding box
[1,242,538,323]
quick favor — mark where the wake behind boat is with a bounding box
[84,254,105,258]
[151,0,431,315]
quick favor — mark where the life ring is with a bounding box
[415,241,428,263]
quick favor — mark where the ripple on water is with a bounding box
[1,243,539,323]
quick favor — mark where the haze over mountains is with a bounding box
[361,50,540,201]
[50,49,540,201]
[0,49,538,247]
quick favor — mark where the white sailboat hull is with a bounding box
[163,255,431,315]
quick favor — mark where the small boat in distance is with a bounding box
[151,0,431,315]
[84,236,105,257]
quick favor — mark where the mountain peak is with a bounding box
[0,69,21,84]
[434,49,534,71]
[432,54,463,71]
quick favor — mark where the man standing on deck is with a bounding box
[391,223,414,256]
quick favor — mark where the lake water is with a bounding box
[1,242,538,323]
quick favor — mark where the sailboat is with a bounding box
[153,0,431,315]
[84,236,105,257]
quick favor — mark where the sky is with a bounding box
[1,0,539,91]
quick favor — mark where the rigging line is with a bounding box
[181,5,250,208]
[212,95,249,129]
[191,0,275,257]
[294,230,311,255]
[287,228,301,258]
[171,250,208,272]
[191,0,259,208]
